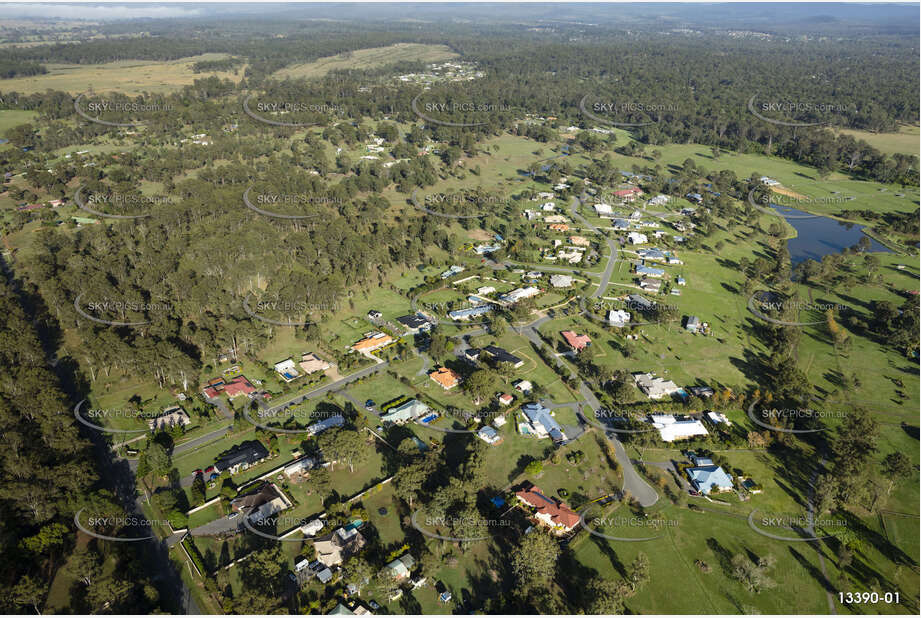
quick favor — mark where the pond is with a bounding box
[773,205,892,265]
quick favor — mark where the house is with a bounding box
[637,248,666,262]
[706,411,732,426]
[639,278,662,293]
[626,232,648,245]
[676,276,686,286]
[367,310,383,322]
[464,348,481,363]
[307,414,345,436]
[594,202,614,217]
[396,313,433,334]
[477,285,497,295]
[520,402,567,443]
[562,331,591,352]
[526,271,543,279]
[514,379,533,394]
[687,465,734,494]
[215,440,270,475]
[314,525,367,567]
[686,193,703,204]
[549,274,573,288]
[556,249,584,264]
[449,305,492,320]
[613,218,630,230]
[274,359,301,382]
[689,386,716,399]
[209,375,256,398]
[570,236,590,247]
[147,406,191,432]
[515,482,580,532]
[477,425,503,445]
[548,223,569,232]
[608,309,631,327]
[493,415,508,427]
[430,367,461,390]
[440,265,465,279]
[500,287,540,304]
[636,264,666,278]
[284,457,317,479]
[231,482,292,522]
[541,201,556,211]
[666,256,683,265]
[649,414,709,442]
[497,393,514,406]
[483,345,524,368]
[613,187,643,202]
[382,553,416,581]
[300,519,325,536]
[351,332,394,353]
[381,399,429,424]
[647,194,669,207]
[633,373,681,400]
[685,315,701,333]
[300,352,331,375]
[544,215,568,224]
[760,176,780,186]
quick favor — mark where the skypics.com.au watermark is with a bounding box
[74,508,166,542]
[73,399,150,435]
[582,407,656,435]
[746,400,846,434]
[74,93,175,127]
[243,94,344,127]
[580,503,677,542]
[746,188,854,220]
[411,94,512,127]
[411,509,511,542]
[411,189,509,219]
[74,292,171,327]
[74,185,176,219]
[242,186,340,220]
[747,94,854,128]
[747,291,849,327]
[241,294,339,327]
[579,94,679,127]
[747,508,845,542]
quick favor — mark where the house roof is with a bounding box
[515,483,581,529]
[299,353,330,374]
[521,402,565,442]
[687,465,733,493]
[397,314,430,329]
[483,345,522,366]
[215,440,269,471]
[223,375,255,397]
[562,331,591,351]
[430,367,461,389]
[352,333,393,352]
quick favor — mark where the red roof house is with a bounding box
[515,483,581,532]
[561,330,592,352]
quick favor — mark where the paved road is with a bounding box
[578,383,658,507]
[568,195,620,299]
[261,359,389,417]
[190,514,243,537]
[175,424,232,456]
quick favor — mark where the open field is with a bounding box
[272,43,458,80]
[835,124,920,158]
[0,53,241,95]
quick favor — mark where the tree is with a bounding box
[880,452,912,496]
[510,531,560,593]
[628,552,650,592]
[342,556,375,594]
[463,369,500,405]
[524,460,544,476]
[585,576,625,614]
[317,428,368,473]
[12,575,47,615]
[141,442,171,477]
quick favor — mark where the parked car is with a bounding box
[228,511,239,519]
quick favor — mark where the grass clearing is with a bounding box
[272,43,457,80]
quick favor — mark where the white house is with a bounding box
[550,274,573,288]
[608,309,631,327]
[594,203,614,217]
[633,372,681,400]
[626,232,648,245]
[649,414,709,442]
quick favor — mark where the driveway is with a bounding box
[578,382,658,507]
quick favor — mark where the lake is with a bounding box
[773,205,893,265]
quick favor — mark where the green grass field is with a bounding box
[835,124,920,158]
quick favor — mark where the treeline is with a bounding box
[0,275,170,613]
[0,60,47,79]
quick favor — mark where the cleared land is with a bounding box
[835,124,920,158]
[272,43,458,80]
[0,53,241,95]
